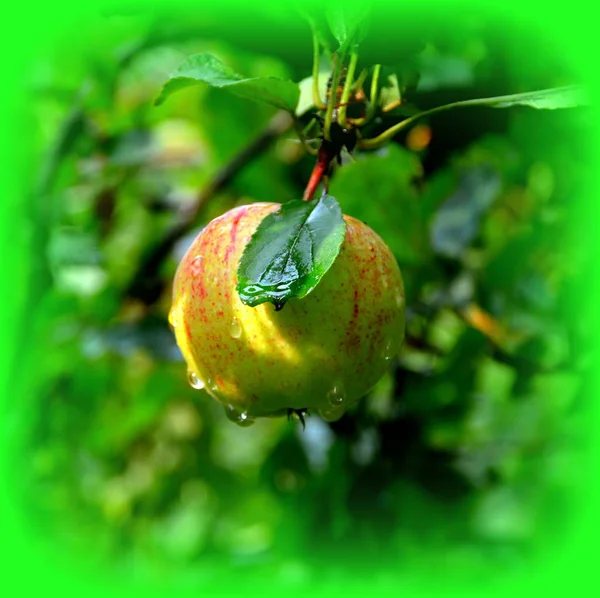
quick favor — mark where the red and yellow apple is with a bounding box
[169,202,405,425]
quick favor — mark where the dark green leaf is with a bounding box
[416,51,474,92]
[38,106,86,194]
[430,166,501,258]
[155,53,300,112]
[236,194,346,309]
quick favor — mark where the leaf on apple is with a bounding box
[236,194,346,310]
[154,53,300,113]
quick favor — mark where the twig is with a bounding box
[337,50,358,129]
[127,110,295,304]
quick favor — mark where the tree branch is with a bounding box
[127,110,294,305]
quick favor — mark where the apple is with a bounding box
[169,202,405,425]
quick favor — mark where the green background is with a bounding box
[2,0,598,595]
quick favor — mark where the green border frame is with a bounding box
[2,0,598,596]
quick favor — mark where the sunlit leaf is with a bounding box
[155,53,300,112]
[442,86,588,112]
[484,85,587,110]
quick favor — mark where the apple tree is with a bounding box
[13,2,595,591]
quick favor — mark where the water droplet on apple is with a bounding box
[168,308,177,331]
[187,370,205,390]
[230,317,242,339]
[223,404,255,427]
[317,405,346,422]
[382,339,396,362]
[238,280,291,311]
[327,384,345,406]
[378,262,389,288]
[395,290,404,309]
[243,284,263,295]
[273,300,286,312]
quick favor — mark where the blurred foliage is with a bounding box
[15,5,595,589]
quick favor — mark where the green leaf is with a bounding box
[448,86,588,112]
[482,85,588,110]
[326,4,371,52]
[155,53,300,112]
[236,194,346,309]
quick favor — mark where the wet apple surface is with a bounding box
[169,202,405,425]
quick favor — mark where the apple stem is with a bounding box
[302,142,335,201]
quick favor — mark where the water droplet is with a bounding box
[230,317,242,339]
[238,279,293,310]
[382,339,396,362]
[187,370,205,390]
[327,384,345,406]
[168,308,177,330]
[223,404,255,427]
[378,262,389,288]
[395,290,404,309]
[318,405,346,423]
[273,300,286,312]
[244,284,262,295]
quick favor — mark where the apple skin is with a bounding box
[169,202,405,424]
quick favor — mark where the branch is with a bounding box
[127,110,295,304]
